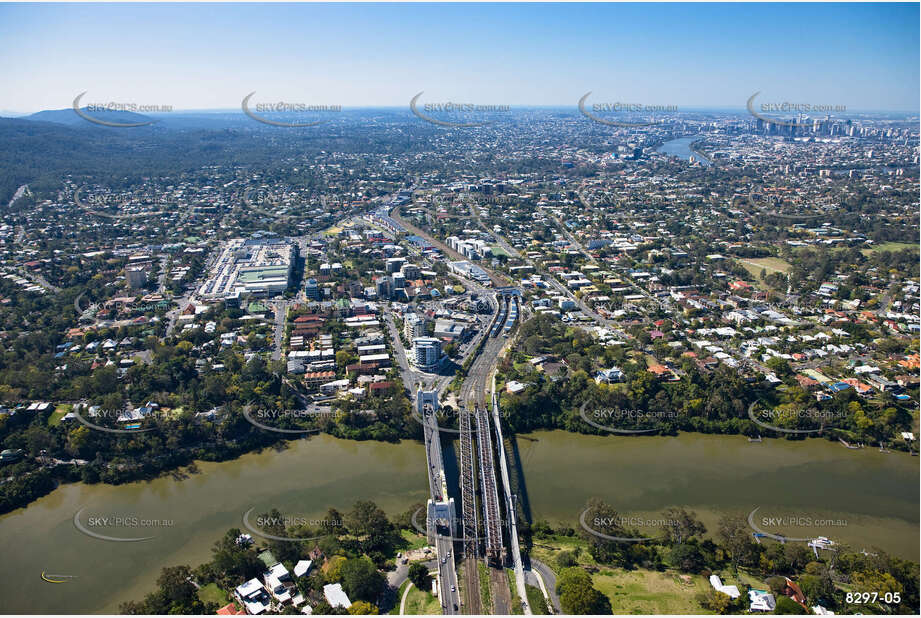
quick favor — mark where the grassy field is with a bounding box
[196,582,229,607]
[47,404,71,427]
[531,534,601,571]
[526,583,550,615]
[733,567,769,592]
[403,583,441,615]
[399,528,429,550]
[592,568,711,615]
[737,257,793,279]
[861,241,918,256]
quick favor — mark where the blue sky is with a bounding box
[0,2,917,113]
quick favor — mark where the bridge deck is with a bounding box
[475,405,502,561]
[459,408,479,558]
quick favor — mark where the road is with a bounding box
[271,300,288,361]
[435,532,460,614]
[383,307,417,389]
[13,266,61,294]
[422,407,462,615]
[528,559,561,613]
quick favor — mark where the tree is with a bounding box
[348,600,379,614]
[798,574,834,605]
[210,529,264,585]
[774,596,808,614]
[717,515,759,572]
[121,565,205,614]
[663,507,706,545]
[696,588,732,614]
[670,541,707,573]
[346,500,394,554]
[408,562,431,590]
[556,567,611,614]
[340,557,385,603]
[326,555,348,582]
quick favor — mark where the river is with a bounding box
[1,430,917,613]
[516,431,918,559]
[656,136,712,166]
[0,435,428,614]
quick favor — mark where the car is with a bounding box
[450,585,455,592]
[441,557,446,564]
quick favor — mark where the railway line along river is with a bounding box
[1,431,917,613]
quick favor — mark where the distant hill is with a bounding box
[27,107,154,126]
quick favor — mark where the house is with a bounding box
[783,577,808,610]
[323,583,352,609]
[748,589,776,612]
[216,602,246,615]
[595,366,625,384]
[505,380,528,394]
[263,562,294,604]
[234,578,271,615]
[708,574,740,599]
[293,560,313,578]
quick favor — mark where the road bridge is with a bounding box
[420,393,461,615]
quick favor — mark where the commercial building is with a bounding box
[434,319,466,341]
[404,312,426,340]
[412,337,442,372]
[447,260,491,285]
[198,236,295,300]
[305,278,320,300]
[126,266,147,289]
